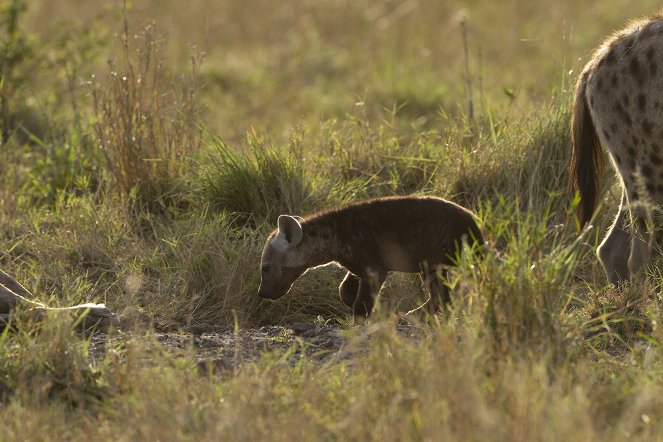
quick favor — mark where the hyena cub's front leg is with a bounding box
[338,272,360,307]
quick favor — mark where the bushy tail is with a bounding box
[570,70,603,227]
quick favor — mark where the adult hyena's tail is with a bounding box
[570,70,604,227]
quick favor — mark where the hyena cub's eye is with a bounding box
[261,264,270,274]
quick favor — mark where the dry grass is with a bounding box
[92,18,202,210]
[0,0,662,440]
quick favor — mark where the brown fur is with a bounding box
[257,196,483,324]
[571,14,663,283]
[570,70,604,227]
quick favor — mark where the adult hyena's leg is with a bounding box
[338,272,360,308]
[352,271,386,325]
[597,190,632,284]
[628,204,653,279]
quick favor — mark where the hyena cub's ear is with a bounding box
[277,215,304,246]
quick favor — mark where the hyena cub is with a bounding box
[257,196,484,324]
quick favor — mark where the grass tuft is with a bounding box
[92,19,201,210]
[200,129,324,221]
[1,1,663,439]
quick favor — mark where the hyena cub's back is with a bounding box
[325,196,483,271]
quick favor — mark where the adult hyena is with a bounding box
[571,15,663,284]
[257,196,484,324]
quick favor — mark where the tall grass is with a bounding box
[0,1,662,440]
[2,318,662,440]
[0,0,33,141]
[92,19,201,210]
[452,196,588,361]
[200,129,325,221]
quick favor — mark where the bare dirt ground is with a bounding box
[88,320,423,372]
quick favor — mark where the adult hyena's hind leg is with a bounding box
[598,189,657,284]
[628,204,654,279]
[597,191,632,284]
[338,272,360,308]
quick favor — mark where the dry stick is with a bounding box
[478,46,484,110]
[0,268,37,302]
[460,18,475,133]
[0,284,43,313]
[0,270,117,331]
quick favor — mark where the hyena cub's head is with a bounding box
[257,215,309,300]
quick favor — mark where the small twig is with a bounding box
[460,18,475,131]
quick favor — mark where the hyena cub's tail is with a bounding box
[570,69,604,228]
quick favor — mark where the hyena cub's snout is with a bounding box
[257,264,286,300]
[257,286,281,300]
[257,264,303,300]
[256,279,276,300]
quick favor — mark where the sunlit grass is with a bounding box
[0,0,662,440]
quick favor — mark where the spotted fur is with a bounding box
[571,14,663,283]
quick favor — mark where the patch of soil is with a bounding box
[88,319,423,373]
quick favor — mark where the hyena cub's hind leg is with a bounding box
[338,272,360,307]
[410,267,450,316]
